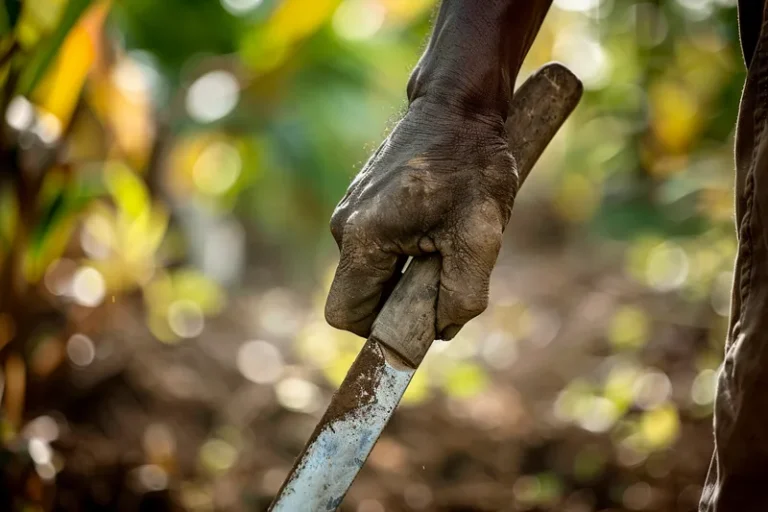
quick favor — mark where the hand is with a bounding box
[325,98,518,340]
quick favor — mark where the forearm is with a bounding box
[407,0,553,118]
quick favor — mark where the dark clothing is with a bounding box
[700,2,768,510]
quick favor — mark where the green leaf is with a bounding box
[17,0,93,95]
[0,183,18,249]
[30,170,103,255]
[30,188,67,253]
[3,0,21,31]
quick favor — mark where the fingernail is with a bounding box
[440,324,461,341]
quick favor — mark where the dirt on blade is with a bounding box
[318,339,385,428]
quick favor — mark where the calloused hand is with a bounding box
[325,98,518,341]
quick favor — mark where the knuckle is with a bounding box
[331,205,377,248]
[496,151,518,183]
[482,151,519,201]
[330,216,344,244]
[330,202,352,242]
[342,217,369,249]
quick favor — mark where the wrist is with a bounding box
[406,0,552,118]
[407,95,507,138]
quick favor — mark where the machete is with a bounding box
[270,62,583,512]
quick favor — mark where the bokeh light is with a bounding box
[275,377,321,413]
[5,96,34,131]
[71,267,106,307]
[236,340,284,384]
[167,300,205,339]
[221,0,264,16]
[333,0,387,41]
[186,71,240,124]
[691,369,717,406]
[66,334,95,367]
[192,141,242,195]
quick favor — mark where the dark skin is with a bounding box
[325,0,552,340]
[328,1,766,510]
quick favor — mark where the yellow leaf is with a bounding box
[104,161,150,219]
[32,1,111,126]
[33,26,93,125]
[266,0,340,45]
[243,0,341,71]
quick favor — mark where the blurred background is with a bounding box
[0,0,744,510]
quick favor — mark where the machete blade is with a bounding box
[270,339,414,511]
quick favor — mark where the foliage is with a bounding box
[0,0,746,510]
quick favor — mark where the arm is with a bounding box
[408,0,552,117]
[325,0,553,340]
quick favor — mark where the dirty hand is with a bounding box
[324,0,553,340]
[325,98,517,341]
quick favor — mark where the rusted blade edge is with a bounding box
[269,339,414,512]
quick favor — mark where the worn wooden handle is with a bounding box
[370,63,583,368]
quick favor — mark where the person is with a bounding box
[323,1,767,510]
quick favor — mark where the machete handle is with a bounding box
[370,62,583,367]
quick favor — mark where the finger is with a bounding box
[434,208,504,340]
[325,225,400,337]
[330,199,353,249]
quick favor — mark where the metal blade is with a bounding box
[270,339,414,512]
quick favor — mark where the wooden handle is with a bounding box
[370,63,583,368]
